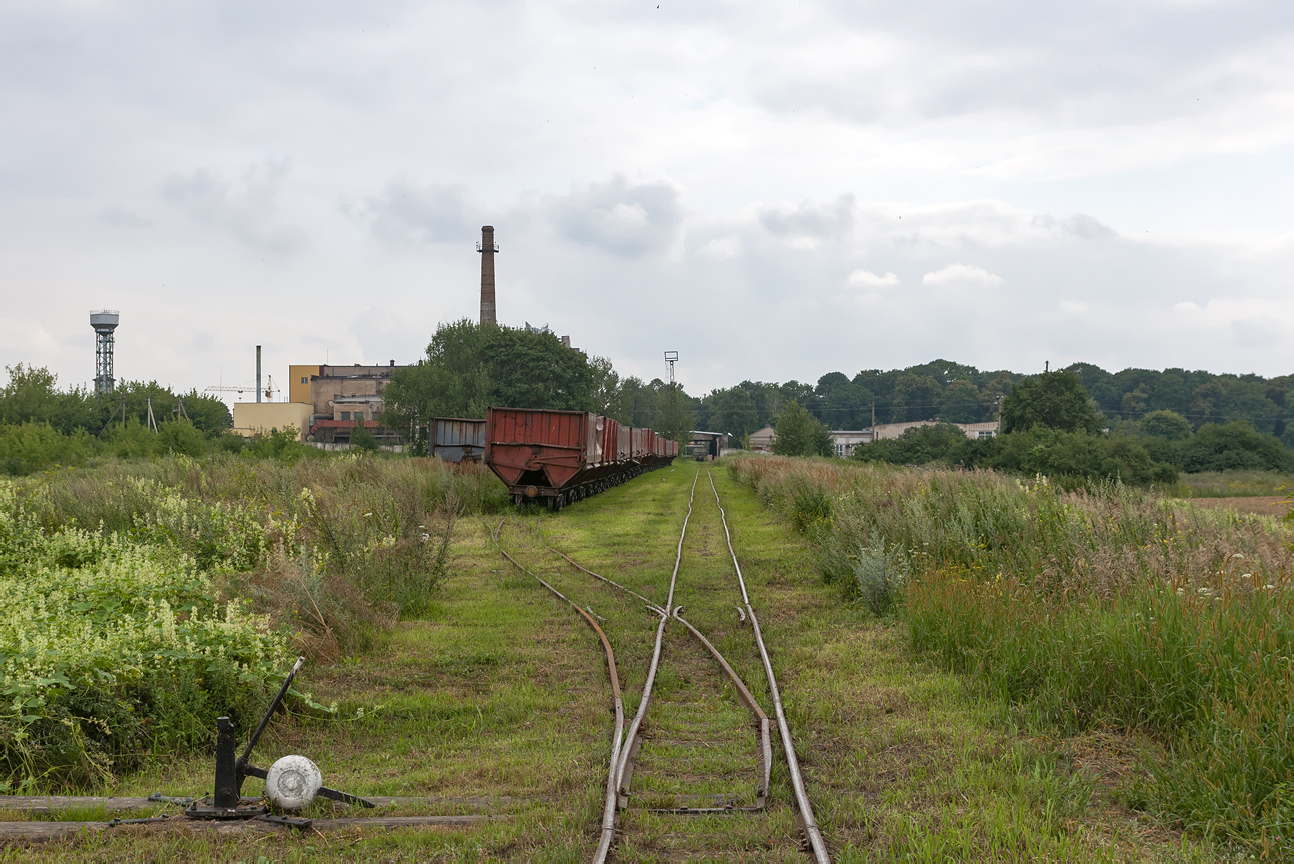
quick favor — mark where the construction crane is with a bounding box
[205,376,276,402]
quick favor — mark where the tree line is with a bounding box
[770,369,1294,484]
[693,359,1294,445]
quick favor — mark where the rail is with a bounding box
[707,471,830,863]
[613,469,698,807]
[486,520,625,863]
[536,514,772,812]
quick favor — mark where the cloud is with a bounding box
[99,207,150,229]
[760,194,855,241]
[847,269,900,288]
[548,175,683,258]
[695,235,742,260]
[364,181,477,244]
[1059,299,1087,315]
[159,159,307,254]
[1231,317,1281,349]
[921,263,1005,287]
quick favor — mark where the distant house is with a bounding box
[831,420,999,458]
[749,425,776,452]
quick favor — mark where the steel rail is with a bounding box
[486,521,624,864]
[614,468,698,808]
[707,471,830,864]
[670,606,772,808]
[534,520,772,811]
[535,522,663,613]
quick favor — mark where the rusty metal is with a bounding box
[707,471,830,863]
[105,816,170,828]
[614,470,698,808]
[671,605,771,809]
[486,521,625,864]
[256,813,313,830]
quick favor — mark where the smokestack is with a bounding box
[256,345,262,403]
[478,225,497,326]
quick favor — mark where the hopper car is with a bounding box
[483,407,677,509]
[428,418,487,463]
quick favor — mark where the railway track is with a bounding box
[487,466,828,862]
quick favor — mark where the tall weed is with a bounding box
[729,455,1294,854]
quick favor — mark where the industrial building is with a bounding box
[748,420,1001,457]
[286,362,406,445]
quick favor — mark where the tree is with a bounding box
[384,319,597,432]
[940,380,982,424]
[350,420,379,452]
[853,422,968,465]
[772,401,833,457]
[1176,422,1291,473]
[709,387,759,436]
[1000,370,1102,434]
[1140,410,1193,441]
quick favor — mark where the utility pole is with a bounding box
[146,397,158,433]
[664,351,678,440]
[256,345,262,403]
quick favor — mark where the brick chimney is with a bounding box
[479,225,497,326]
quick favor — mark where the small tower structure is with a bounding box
[90,310,120,396]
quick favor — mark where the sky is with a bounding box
[2,0,1293,404]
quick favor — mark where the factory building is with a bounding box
[287,362,407,445]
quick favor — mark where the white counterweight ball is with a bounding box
[265,755,323,810]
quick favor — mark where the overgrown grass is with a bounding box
[15,453,506,657]
[729,454,1294,857]
[1,454,507,792]
[1169,469,1294,498]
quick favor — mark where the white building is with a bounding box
[831,420,999,458]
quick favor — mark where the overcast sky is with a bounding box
[3,0,1293,402]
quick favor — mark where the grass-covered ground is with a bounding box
[732,455,1291,860]
[5,461,1215,860]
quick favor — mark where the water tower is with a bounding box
[90,310,119,396]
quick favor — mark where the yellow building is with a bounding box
[288,365,319,406]
[231,402,314,441]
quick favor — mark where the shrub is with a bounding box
[0,422,98,475]
[0,482,288,788]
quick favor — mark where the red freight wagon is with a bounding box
[485,407,675,509]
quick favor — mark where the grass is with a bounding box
[730,454,1290,859]
[1169,470,1294,498]
[3,461,1217,859]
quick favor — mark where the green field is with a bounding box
[0,460,1224,861]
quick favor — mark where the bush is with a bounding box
[989,427,1177,486]
[1176,421,1292,473]
[0,481,288,788]
[853,422,971,466]
[0,422,98,475]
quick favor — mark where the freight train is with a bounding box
[428,409,677,509]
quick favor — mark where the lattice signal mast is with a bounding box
[90,310,119,396]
